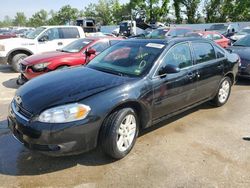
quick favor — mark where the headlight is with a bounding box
[38,103,91,123]
[33,62,50,70]
[0,44,5,51]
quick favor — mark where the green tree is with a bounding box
[180,0,201,24]
[0,16,13,27]
[13,12,27,26]
[173,0,182,23]
[131,0,170,22]
[28,10,48,27]
[51,5,79,25]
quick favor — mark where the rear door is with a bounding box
[190,42,224,101]
[152,42,197,120]
[58,27,80,47]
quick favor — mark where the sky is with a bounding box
[0,0,129,21]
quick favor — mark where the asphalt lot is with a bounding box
[0,64,250,188]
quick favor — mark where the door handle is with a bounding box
[58,42,63,46]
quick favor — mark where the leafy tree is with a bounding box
[131,0,170,22]
[51,5,79,25]
[180,0,201,24]
[28,10,48,27]
[173,0,182,23]
[0,16,13,27]
[13,12,27,26]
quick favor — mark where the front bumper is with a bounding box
[8,101,101,156]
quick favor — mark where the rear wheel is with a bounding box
[100,108,139,159]
[11,53,28,72]
[212,77,232,107]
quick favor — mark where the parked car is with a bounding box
[185,31,230,48]
[227,35,250,78]
[146,27,193,39]
[0,32,17,40]
[17,37,123,85]
[0,25,85,72]
[206,23,239,38]
[8,38,239,159]
[230,27,250,42]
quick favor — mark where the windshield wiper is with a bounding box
[92,66,126,77]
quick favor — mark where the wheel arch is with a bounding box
[224,72,235,85]
[7,48,33,64]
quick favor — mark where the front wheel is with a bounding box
[212,77,232,107]
[11,53,28,72]
[100,108,139,159]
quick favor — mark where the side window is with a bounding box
[159,43,192,71]
[41,28,59,40]
[213,34,222,40]
[91,41,110,53]
[59,28,80,39]
[214,46,225,58]
[192,43,216,64]
[204,34,213,40]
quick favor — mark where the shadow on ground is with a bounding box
[0,102,213,176]
[236,77,250,86]
[0,65,14,73]
[2,78,19,89]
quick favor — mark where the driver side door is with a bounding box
[152,42,197,120]
[37,28,63,53]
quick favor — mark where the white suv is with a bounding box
[0,25,85,71]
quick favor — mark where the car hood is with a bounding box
[227,46,250,60]
[16,67,135,114]
[23,51,75,65]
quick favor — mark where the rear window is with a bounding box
[59,27,80,39]
[192,43,216,64]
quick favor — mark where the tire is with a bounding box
[100,108,139,159]
[211,77,232,107]
[11,53,28,72]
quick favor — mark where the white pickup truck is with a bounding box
[0,25,85,71]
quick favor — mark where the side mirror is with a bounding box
[38,35,49,42]
[158,64,180,76]
[86,48,96,56]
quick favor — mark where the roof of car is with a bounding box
[41,25,83,29]
[157,26,192,30]
[85,36,124,41]
[127,37,210,44]
[191,31,223,35]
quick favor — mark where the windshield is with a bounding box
[26,27,46,39]
[210,24,227,30]
[87,40,165,77]
[233,35,250,47]
[238,28,250,35]
[146,28,169,39]
[61,39,93,53]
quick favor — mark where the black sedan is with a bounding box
[8,38,239,159]
[227,35,250,78]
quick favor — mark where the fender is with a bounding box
[7,48,34,63]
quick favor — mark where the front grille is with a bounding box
[20,63,27,72]
[14,101,33,119]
